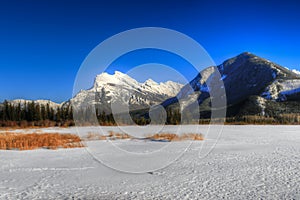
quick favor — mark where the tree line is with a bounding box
[0,101,73,127]
[3,100,297,127]
[0,101,185,127]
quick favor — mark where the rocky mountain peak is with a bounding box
[72,71,184,113]
[164,53,300,116]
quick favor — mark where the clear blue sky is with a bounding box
[1,0,300,103]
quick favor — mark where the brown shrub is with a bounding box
[147,133,204,141]
[82,131,203,142]
[84,131,132,141]
[0,132,84,150]
[85,132,107,140]
[109,131,131,139]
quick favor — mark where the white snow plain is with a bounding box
[0,125,300,199]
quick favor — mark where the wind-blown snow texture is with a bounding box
[0,125,300,199]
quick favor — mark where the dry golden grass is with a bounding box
[83,131,204,142]
[84,131,132,141]
[0,132,84,150]
[0,127,16,131]
[85,132,107,140]
[146,133,204,141]
[108,131,132,139]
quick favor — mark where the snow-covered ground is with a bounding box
[0,125,300,199]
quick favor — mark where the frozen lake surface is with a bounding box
[0,125,300,199]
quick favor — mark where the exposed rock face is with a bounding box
[163,52,300,118]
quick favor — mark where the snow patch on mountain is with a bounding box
[220,74,227,81]
[280,87,300,95]
[291,69,300,75]
[255,96,267,116]
[141,79,183,97]
[261,79,300,100]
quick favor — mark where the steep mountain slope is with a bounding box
[163,52,300,119]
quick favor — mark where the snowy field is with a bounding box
[0,125,300,199]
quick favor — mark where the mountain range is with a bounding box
[2,52,300,123]
[2,72,184,114]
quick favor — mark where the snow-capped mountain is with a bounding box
[71,71,183,113]
[163,52,300,118]
[1,72,183,114]
[216,52,300,105]
[292,69,300,75]
[5,99,62,109]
